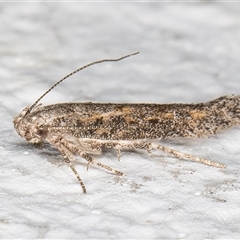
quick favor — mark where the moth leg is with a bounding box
[60,139,123,176]
[146,148,153,158]
[101,141,149,160]
[101,141,150,160]
[101,142,122,161]
[108,141,225,168]
[116,149,121,161]
[150,143,225,168]
[62,153,87,194]
[106,143,121,161]
[80,152,123,176]
[51,140,87,194]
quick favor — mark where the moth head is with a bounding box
[13,106,45,147]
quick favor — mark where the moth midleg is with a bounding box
[116,149,121,161]
[101,142,122,161]
[103,142,153,160]
[60,138,123,176]
[80,152,123,176]
[105,141,225,169]
[100,141,152,162]
[52,141,87,193]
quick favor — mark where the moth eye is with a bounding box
[36,129,48,139]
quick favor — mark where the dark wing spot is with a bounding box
[147,118,159,124]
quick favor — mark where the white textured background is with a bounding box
[1,2,240,239]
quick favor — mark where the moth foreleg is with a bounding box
[60,138,123,176]
[52,140,87,193]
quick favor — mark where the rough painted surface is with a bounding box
[1,2,240,239]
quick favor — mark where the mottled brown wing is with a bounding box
[30,95,240,141]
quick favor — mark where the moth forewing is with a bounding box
[14,52,240,193]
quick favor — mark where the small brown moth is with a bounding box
[13,52,240,193]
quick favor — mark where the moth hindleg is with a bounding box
[102,140,225,168]
[150,143,225,168]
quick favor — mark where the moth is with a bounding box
[13,52,240,193]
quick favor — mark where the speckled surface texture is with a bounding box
[1,2,240,239]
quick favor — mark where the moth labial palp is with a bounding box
[13,52,240,193]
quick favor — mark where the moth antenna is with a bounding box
[27,51,139,114]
